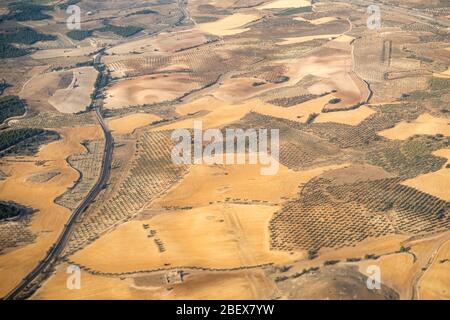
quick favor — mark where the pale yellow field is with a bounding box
[282,50,352,83]
[419,240,450,300]
[107,113,161,135]
[256,95,332,122]
[34,264,275,300]
[305,17,338,25]
[319,235,409,261]
[260,0,311,10]
[20,67,97,113]
[0,125,103,297]
[197,13,260,36]
[277,34,340,45]
[402,149,450,201]
[315,105,375,125]
[409,232,450,300]
[48,67,98,113]
[155,94,334,131]
[338,233,450,300]
[153,98,255,130]
[106,29,208,55]
[152,29,209,52]
[326,34,356,52]
[359,253,415,299]
[33,264,138,300]
[20,68,70,99]
[106,37,155,56]
[379,113,450,140]
[104,73,199,109]
[156,47,367,130]
[332,34,355,43]
[70,203,302,273]
[153,158,346,208]
[211,77,279,103]
[258,234,412,298]
[208,0,235,9]
[280,50,368,110]
[294,16,338,25]
[174,95,227,116]
[433,66,450,78]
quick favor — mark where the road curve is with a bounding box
[3,108,114,300]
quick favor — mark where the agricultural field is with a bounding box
[0,0,449,302]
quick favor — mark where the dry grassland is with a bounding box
[410,233,450,300]
[331,34,355,44]
[279,50,369,111]
[174,95,227,116]
[33,264,135,300]
[273,234,409,274]
[20,67,98,114]
[48,67,98,113]
[418,240,450,299]
[402,149,450,201]
[295,16,338,25]
[315,105,376,125]
[359,253,415,299]
[106,29,208,56]
[211,77,280,103]
[106,38,157,56]
[34,263,275,300]
[256,95,331,122]
[153,98,255,130]
[70,203,300,273]
[259,0,311,10]
[152,30,210,53]
[379,113,450,140]
[20,69,71,101]
[319,235,409,261]
[104,73,201,109]
[152,158,346,208]
[433,67,450,79]
[207,0,236,9]
[107,113,161,135]
[277,34,341,45]
[156,94,346,131]
[197,13,260,36]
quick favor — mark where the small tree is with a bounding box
[308,249,318,260]
[400,246,410,253]
[328,98,341,104]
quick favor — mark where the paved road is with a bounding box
[3,108,113,300]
